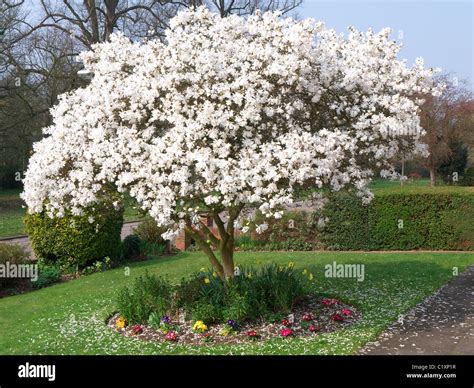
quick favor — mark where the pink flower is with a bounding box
[280,328,294,337]
[322,298,339,306]
[131,325,143,335]
[165,331,177,341]
[302,312,313,321]
[309,324,320,332]
[341,308,352,316]
[331,313,344,322]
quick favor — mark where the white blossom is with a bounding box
[21,8,439,235]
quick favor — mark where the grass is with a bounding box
[0,251,472,355]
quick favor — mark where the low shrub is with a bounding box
[462,167,474,186]
[175,263,312,323]
[24,203,124,269]
[121,234,143,261]
[32,262,61,289]
[0,243,30,290]
[134,219,167,245]
[117,272,173,324]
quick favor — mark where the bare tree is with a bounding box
[418,75,474,187]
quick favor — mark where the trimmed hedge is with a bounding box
[320,190,474,250]
[24,204,124,269]
[241,189,474,251]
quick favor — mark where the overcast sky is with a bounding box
[299,0,473,91]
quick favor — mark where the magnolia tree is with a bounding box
[22,8,440,280]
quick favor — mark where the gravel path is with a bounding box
[360,264,474,355]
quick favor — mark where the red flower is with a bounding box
[165,331,177,341]
[341,308,352,316]
[131,325,143,335]
[281,319,291,327]
[280,328,294,337]
[247,330,258,339]
[302,312,313,321]
[309,324,320,332]
[322,298,340,306]
[331,313,344,322]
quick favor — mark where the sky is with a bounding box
[298,0,473,90]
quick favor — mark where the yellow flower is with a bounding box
[204,278,210,284]
[116,316,126,329]
[212,272,218,278]
[247,272,253,279]
[309,273,314,281]
[200,267,206,272]
[302,269,308,275]
[288,262,295,268]
[193,320,208,332]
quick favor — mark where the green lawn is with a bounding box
[0,251,472,355]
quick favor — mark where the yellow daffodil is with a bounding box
[309,273,314,281]
[302,269,308,275]
[288,262,295,268]
[204,277,210,284]
[212,272,218,278]
[247,272,253,279]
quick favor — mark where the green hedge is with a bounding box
[24,204,124,268]
[321,190,474,250]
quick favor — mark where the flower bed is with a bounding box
[108,295,361,345]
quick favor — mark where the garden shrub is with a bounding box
[320,190,474,250]
[0,243,30,290]
[117,272,173,324]
[24,203,124,269]
[238,189,474,251]
[121,234,142,261]
[32,262,61,289]
[175,263,311,324]
[134,219,167,245]
[462,167,474,186]
[317,191,370,250]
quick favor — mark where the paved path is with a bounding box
[0,221,142,259]
[360,265,474,355]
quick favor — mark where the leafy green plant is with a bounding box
[82,257,112,276]
[117,272,173,324]
[32,262,61,289]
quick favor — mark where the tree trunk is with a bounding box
[429,168,436,187]
[220,237,235,280]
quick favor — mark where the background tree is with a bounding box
[418,74,474,186]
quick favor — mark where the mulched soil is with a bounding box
[107,295,362,345]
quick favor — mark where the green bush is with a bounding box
[121,234,142,261]
[237,189,474,251]
[320,190,474,250]
[462,167,474,186]
[24,204,124,269]
[175,263,312,324]
[117,272,173,324]
[0,243,30,290]
[134,219,167,244]
[32,262,61,289]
